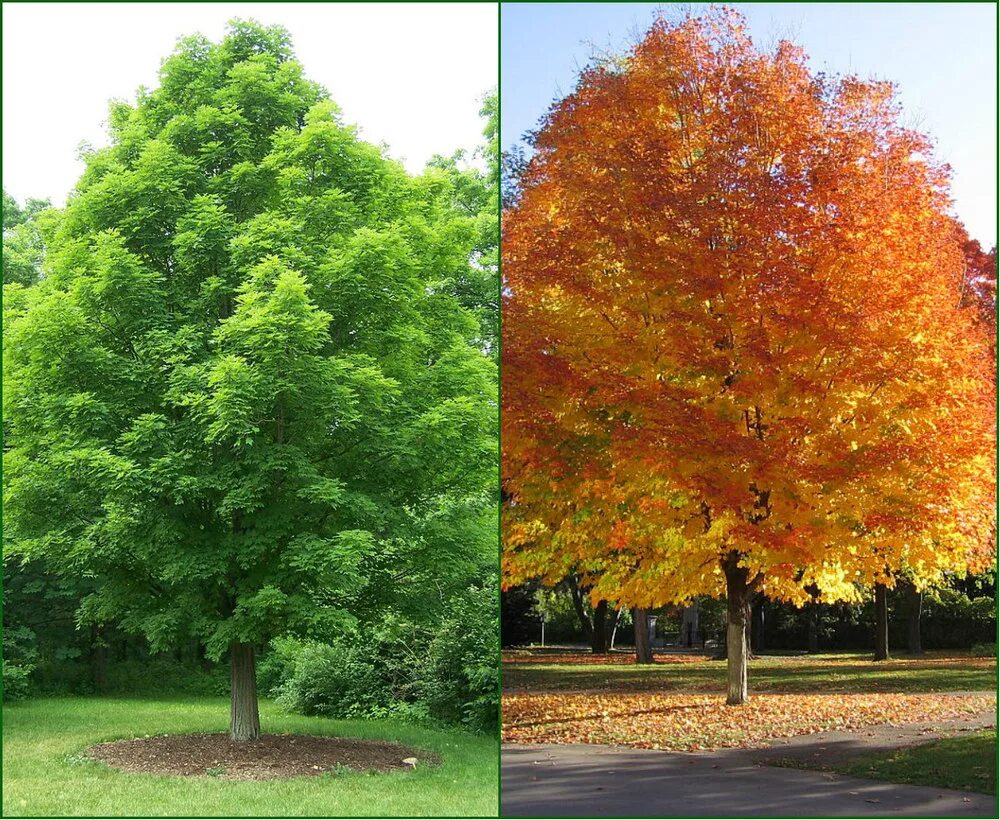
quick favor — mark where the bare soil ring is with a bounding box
[86,733,439,780]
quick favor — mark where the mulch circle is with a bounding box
[86,733,440,780]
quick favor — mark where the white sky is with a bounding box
[2,2,498,206]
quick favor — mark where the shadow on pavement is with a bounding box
[501,742,998,818]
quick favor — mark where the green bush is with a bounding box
[257,636,300,696]
[2,626,38,701]
[272,639,388,718]
[417,580,499,733]
[925,589,997,620]
[971,642,997,658]
[261,581,499,733]
[2,661,34,701]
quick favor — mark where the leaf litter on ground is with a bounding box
[502,692,996,752]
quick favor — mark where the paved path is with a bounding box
[502,714,998,817]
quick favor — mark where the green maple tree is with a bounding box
[3,21,497,739]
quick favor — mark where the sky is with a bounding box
[2,2,498,207]
[501,2,997,247]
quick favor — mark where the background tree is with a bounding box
[873,583,890,661]
[4,21,497,740]
[501,9,995,704]
[633,608,653,663]
[2,191,52,286]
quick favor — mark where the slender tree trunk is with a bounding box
[568,578,594,642]
[609,606,623,650]
[905,582,923,655]
[591,599,609,654]
[806,605,819,653]
[873,583,890,661]
[634,608,653,664]
[90,625,108,693]
[724,559,751,705]
[229,642,261,741]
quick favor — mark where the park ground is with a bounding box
[501,649,996,815]
[2,697,498,817]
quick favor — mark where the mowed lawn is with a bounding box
[502,650,998,694]
[3,697,498,817]
[837,730,998,795]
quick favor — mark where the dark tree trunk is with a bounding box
[229,642,261,741]
[723,557,752,705]
[633,608,653,664]
[568,578,595,642]
[873,583,890,661]
[905,582,923,655]
[591,599,609,654]
[90,625,108,693]
[806,605,819,654]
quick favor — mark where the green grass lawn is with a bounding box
[502,650,997,694]
[2,697,498,817]
[837,731,998,794]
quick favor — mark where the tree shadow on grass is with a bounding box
[508,701,702,729]
[503,655,996,695]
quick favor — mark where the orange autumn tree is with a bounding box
[502,8,996,705]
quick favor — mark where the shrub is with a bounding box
[273,638,388,718]
[261,582,500,732]
[971,642,997,658]
[2,661,34,701]
[2,626,38,701]
[417,579,499,733]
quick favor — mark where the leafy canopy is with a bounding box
[3,20,497,660]
[502,8,995,608]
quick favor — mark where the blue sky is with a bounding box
[501,2,997,246]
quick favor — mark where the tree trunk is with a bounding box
[90,625,108,693]
[609,606,625,650]
[229,642,261,741]
[724,559,751,705]
[806,605,819,653]
[568,577,594,642]
[873,583,890,661]
[905,582,923,655]
[591,599,609,654]
[633,608,653,664]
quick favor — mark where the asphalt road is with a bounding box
[502,742,998,818]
